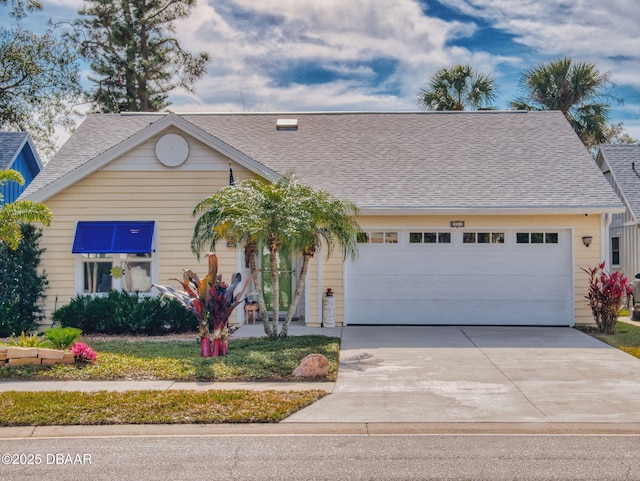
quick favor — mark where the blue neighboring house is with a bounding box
[0,132,43,205]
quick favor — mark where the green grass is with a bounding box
[0,335,340,382]
[584,320,640,359]
[0,390,326,426]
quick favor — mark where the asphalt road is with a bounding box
[1,433,639,480]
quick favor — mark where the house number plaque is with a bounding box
[450,220,465,228]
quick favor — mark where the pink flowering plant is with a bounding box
[70,342,98,363]
[583,262,631,334]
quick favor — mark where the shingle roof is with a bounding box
[0,132,29,170]
[599,144,640,219]
[22,111,623,212]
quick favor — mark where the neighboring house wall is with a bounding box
[0,133,41,204]
[597,146,640,280]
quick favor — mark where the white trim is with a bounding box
[25,114,281,203]
[358,206,625,216]
[602,213,612,265]
[317,243,323,325]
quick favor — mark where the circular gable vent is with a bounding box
[155,133,189,167]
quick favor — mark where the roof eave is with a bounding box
[357,205,626,216]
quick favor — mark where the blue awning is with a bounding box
[72,221,155,254]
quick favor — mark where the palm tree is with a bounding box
[418,64,496,111]
[191,175,360,339]
[0,169,52,249]
[510,57,613,149]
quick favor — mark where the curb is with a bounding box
[3,422,640,439]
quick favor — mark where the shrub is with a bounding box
[52,291,197,335]
[9,331,51,348]
[583,262,631,334]
[44,326,83,349]
[0,224,48,337]
[70,342,97,362]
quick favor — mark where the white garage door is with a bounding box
[345,228,573,326]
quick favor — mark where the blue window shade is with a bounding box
[72,222,155,254]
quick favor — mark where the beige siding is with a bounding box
[40,165,251,323]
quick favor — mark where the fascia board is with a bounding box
[24,134,44,170]
[25,114,280,202]
[357,205,626,216]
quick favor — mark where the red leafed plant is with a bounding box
[153,253,258,357]
[70,342,98,363]
[583,262,631,334]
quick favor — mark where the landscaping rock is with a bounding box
[292,353,329,378]
[8,357,42,366]
[6,347,39,359]
[38,348,65,360]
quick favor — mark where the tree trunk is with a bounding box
[245,243,273,338]
[268,246,280,340]
[280,254,312,339]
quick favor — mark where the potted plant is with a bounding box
[153,253,257,357]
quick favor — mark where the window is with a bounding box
[358,231,398,244]
[612,236,620,266]
[81,253,152,293]
[517,232,559,244]
[463,232,504,244]
[410,232,451,244]
[74,221,155,294]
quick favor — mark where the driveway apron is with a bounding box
[283,326,640,423]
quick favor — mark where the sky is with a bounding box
[5,0,640,142]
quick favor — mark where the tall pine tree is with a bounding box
[68,0,209,112]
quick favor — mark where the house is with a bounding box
[596,144,640,280]
[20,111,623,327]
[0,132,43,205]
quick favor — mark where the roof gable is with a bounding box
[22,113,278,202]
[598,144,640,220]
[22,111,623,214]
[1,132,43,204]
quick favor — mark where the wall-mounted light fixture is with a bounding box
[582,236,593,247]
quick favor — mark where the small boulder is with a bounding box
[292,353,329,378]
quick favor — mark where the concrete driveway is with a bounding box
[284,326,640,423]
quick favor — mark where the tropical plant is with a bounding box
[9,331,51,348]
[0,223,49,337]
[153,253,258,356]
[583,262,631,334]
[510,57,614,149]
[0,169,52,249]
[418,64,496,111]
[44,326,83,350]
[192,175,360,340]
[67,0,209,112]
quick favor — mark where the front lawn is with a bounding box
[0,390,325,426]
[584,320,640,359]
[0,335,340,382]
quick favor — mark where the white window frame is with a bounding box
[74,229,158,296]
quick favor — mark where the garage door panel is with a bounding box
[345,229,573,326]
[347,273,571,301]
[348,299,572,325]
